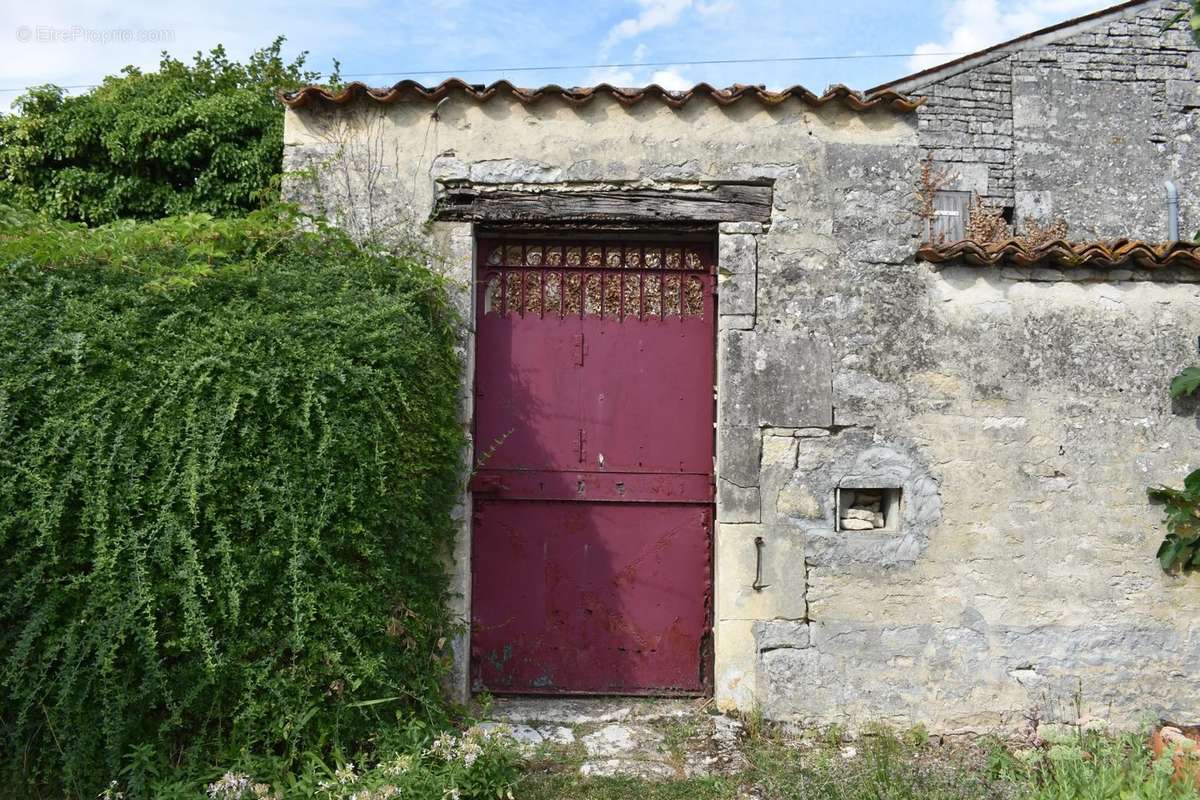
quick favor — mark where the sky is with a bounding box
[0,0,1112,110]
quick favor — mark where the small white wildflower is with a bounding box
[427,731,458,762]
[334,762,358,784]
[207,771,253,800]
[459,738,483,768]
[442,788,460,800]
[98,780,125,800]
[382,754,412,777]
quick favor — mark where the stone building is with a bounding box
[874,0,1200,241]
[281,0,1200,732]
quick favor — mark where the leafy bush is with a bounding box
[1150,470,1200,572]
[1173,367,1200,399]
[0,205,464,797]
[1149,366,1200,573]
[0,39,330,224]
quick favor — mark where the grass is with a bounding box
[522,775,735,800]
[517,722,1200,800]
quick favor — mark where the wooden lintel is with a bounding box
[434,185,773,224]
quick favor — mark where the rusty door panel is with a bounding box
[579,310,714,477]
[474,311,582,473]
[471,500,712,694]
[471,239,714,695]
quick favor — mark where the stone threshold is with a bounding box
[475,696,746,779]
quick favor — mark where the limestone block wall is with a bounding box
[914,58,1013,206]
[283,85,1200,732]
[908,0,1200,239]
[751,267,1200,730]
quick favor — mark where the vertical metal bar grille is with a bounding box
[481,240,711,320]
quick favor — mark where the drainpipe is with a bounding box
[1165,180,1180,241]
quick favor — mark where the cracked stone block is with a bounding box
[718,480,760,523]
[776,480,826,521]
[582,724,657,758]
[719,313,756,330]
[718,232,757,317]
[755,619,811,651]
[719,221,764,234]
[721,329,833,429]
[580,724,675,779]
[474,722,575,751]
[718,425,762,489]
[467,158,565,183]
[1168,79,1200,108]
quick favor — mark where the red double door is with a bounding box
[470,238,715,694]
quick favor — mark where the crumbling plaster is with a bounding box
[283,69,1200,730]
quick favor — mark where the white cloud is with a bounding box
[649,68,692,90]
[601,0,734,55]
[907,0,1102,73]
[586,65,638,87]
[583,64,693,91]
[591,0,721,88]
[603,0,691,53]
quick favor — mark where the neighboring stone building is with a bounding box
[875,0,1200,240]
[281,0,1200,733]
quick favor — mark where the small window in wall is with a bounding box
[836,487,902,532]
[930,190,971,243]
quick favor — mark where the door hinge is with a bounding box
[573,333,585,366]
[577,428,586,463]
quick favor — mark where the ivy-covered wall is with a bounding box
[0,207,465,795]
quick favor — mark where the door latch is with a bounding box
[752,536,770,591]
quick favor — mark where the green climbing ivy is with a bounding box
[1149,363,1200,572]
[0,204,464,797]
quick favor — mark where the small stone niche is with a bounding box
[836,487,901,532]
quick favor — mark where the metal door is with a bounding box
[470,239,715,694]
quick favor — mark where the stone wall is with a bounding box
[914,57,1014,207]
[908,0,1200,240]
[283,68,1200,730]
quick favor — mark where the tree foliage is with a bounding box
[0,39,327,225]
[1184,2,1200,44]
[0,205,464,797]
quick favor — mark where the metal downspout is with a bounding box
[1165,180,1180,241]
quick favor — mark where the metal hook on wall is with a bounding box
[753,536,770,591]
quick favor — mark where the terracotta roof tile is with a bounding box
[917,239,1200,270]
[279,78,924,112]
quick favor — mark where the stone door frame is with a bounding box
[431,182,769,704]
